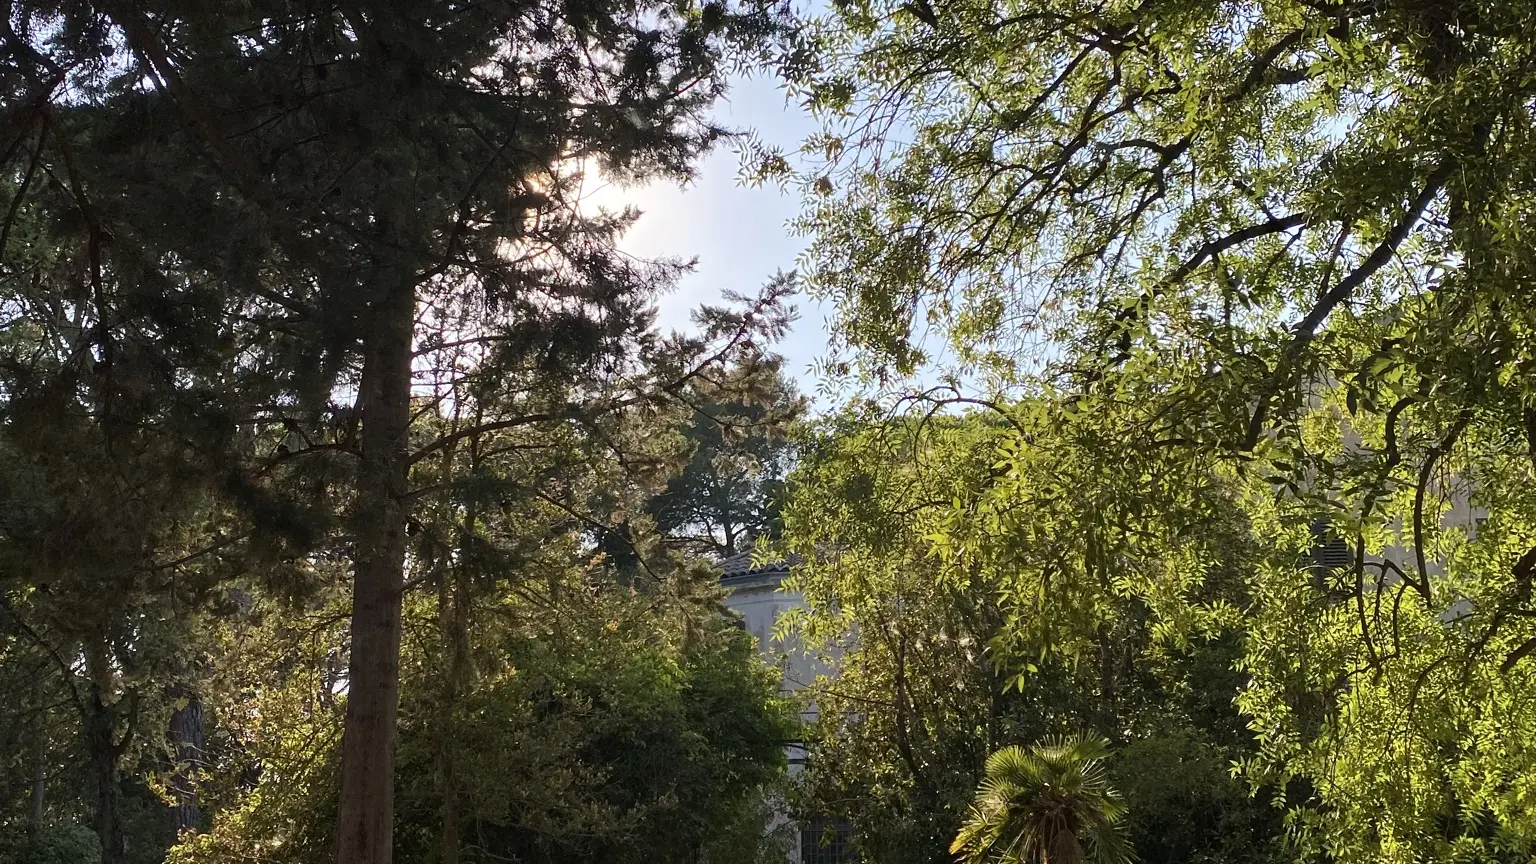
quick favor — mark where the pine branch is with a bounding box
[101,2,318,317]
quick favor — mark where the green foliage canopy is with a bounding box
[764,0,1536,859]
[779,407,1282,864]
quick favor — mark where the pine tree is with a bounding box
[4,4,791,863]
[646,360,803,558]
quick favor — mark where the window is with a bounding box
[1310,519,1352,571]
[800,815,855,864]
[1307,519,1355,601]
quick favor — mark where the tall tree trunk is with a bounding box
[335,275,416,864]
[438,425,480,864]
[29,686,46,833]
[720,492,735,556]
[439,578,466,864]
[321,648,344,712]
[167,684,206,836]
[30,743,46,832]
[1097,623,1117,737]
[436,556,463,864]
[85,688,125,864]
[439,752,461,864]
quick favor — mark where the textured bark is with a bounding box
[85,688,125,864]
[1097,624,1117,735]
[438,475,478,864]
[29,692,46,832]
[439,754,461,864]
[167,686,206,835]
[436,565,463,864]
[335,275,415,864]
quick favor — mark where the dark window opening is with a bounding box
[1310,519,1353,571]
[800,815,855,864]
[1308,519,1355,600]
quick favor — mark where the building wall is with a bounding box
[721,563,849,863]
[721,567,820,698]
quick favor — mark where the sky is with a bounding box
[581,73,834,389]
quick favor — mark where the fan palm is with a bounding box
[950,734,1134,864]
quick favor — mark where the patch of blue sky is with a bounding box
[580,70,837,400]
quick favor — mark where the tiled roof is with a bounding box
[716,550,797,579]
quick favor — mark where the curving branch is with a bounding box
[1242,157,1456,449]
[0,598,87,725]
[1107,212,1308,364]
[1411,408,1472,603]
[1500,636,1536,674]
[1465,546,1536,679]
[1224,28,1308,104]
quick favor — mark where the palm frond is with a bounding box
[951,734,1132,864]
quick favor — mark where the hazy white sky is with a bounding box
[584,73,834,390]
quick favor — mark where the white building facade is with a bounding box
[718,552,853,864]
